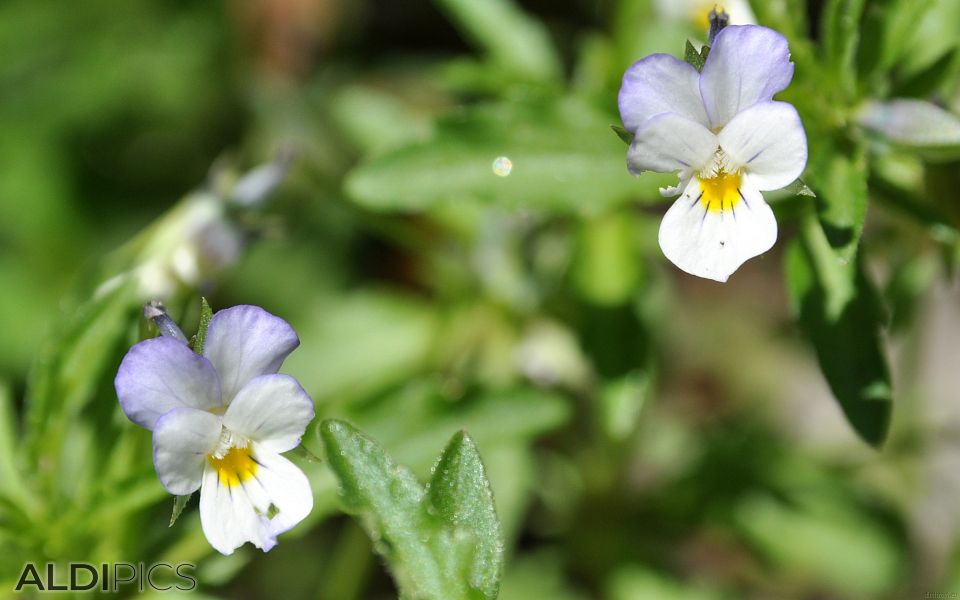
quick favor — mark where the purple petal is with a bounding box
[699,25,794,130]
[115,337,222,430]
[203,305,300,404]
[618,53,709,132]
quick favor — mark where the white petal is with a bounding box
[198,446,312,555]
[199,462,266,555]
[658,175,777,282]
[222,374,315,454]
[203,305,300,405]
[153,408,222,495]
[618,54,709,132]
[115,337,222,430]
[699,25,794,129]
[247,448,313,542]
[719,101,808,190]
[249,446,313,536]
[627,112,718,175]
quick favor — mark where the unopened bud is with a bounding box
[708,6,730,43]
[143,300,189,343]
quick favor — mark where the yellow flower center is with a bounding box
[209,446,257,488]
[699,170,742,213]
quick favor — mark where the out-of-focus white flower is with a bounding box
[96,154,293,300]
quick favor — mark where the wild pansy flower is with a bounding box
[115,305,314,555]
[619,25,807,282]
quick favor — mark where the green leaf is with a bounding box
[782,178,817,198]
[821,0,867,99]
[599,371,652,442]
[433,0,561,84]
[684,40,707,72]
[857,0,938,84]
[287,444,322,464]
[784,215,893,447]
[25,280,137,456]
[0,380,30,506]
[320,420,504,600]
[345,97,674,214]
[191,297,213,355]
[609,566,725,600]
[890,47,959,99]
[169,493,191,527]
[572,211,643,306]
[733,493,900,597]
[425,431,503,600]
[331,85,435,156]
[610,125,634,146]
[320,420,437,596]
[805,135,868,263]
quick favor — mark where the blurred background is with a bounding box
[2,0,960,598]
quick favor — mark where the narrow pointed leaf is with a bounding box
[783,178,817,198]
[290,444,322,463]
[169,493,192,527]
[611,125,634,146]
[191,297,214,354]
[785,217,893,447]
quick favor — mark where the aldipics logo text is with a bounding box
[14,562,197,593]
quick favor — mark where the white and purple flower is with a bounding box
[619,25,808,282]
[115,305,314,555]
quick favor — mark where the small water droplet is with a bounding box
[491,156,512,177]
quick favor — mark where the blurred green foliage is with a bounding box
[2,0,960,598]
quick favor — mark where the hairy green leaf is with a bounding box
[320,420,504,600]
[191,297,213,355]
[426,431,503,600]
